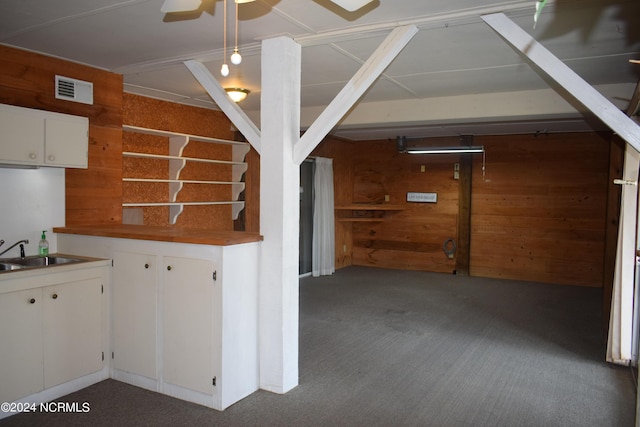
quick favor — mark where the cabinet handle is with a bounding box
[145,263,150,269]
[29,152,37,160]
[29,298,36,304]
[48,155,55,162]
[167,266,172,271]
[52,293,58,300]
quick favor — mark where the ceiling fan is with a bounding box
[161,0,375,13]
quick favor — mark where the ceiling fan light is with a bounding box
[225,88,250,102]
[160,0,202,13]
[330,0,374,12]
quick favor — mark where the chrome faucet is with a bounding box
[0,239,29,258]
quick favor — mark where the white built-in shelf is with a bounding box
[122,125,249,146]
[123,201,244,207]
[122,125,249,224]
[122,151,246,166]
[123,178,243,185]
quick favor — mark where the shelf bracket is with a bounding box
[169,136,188,224]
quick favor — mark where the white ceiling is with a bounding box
[1,0,638,140]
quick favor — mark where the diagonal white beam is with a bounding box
[293,24,418,164]
[184,60,262,154]
[481,13,640,153]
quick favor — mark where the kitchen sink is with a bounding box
[0,255,85,272]
[10,256,83,267]
[0,262,23,271]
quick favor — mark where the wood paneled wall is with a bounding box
[349,139,458,273]
[0,45,123,225]
[314,131,614,287]
[471,133,611,287]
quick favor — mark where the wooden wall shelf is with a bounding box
[335,204,404,211]
[335,204,404,222]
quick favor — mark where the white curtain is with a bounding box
[312,157,335,277]
[607,145,640,365]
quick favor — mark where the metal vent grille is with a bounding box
[55,75,94,105]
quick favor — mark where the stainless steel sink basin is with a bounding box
[8,256,83,267]
[0,262,23,271]
[0,255,85,272]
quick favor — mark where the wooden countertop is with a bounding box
[53,225,263,246]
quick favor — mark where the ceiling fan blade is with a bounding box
[330,0,374,12]
[161,0,202,13]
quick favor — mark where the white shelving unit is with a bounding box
[122,125,250,223]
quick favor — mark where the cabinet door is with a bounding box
[112,251,157,379]
[163,256,215,395]
[0,288,44,402]
[0,105,44,166]
[44,116,88,168]
[42,278,102,389]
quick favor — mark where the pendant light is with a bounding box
[230,0,242,65]
[221,0,255,76]
[220,0,229,76]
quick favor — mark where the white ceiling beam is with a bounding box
[293,24,418,164]
[482,12,640,153]
[183,60,262,154]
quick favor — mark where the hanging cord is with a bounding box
[482,149,486,181]
[234,1,238,53]
[223,0,227,60]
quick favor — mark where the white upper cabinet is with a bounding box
[0,103,88,169]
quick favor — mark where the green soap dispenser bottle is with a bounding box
[38,230,49,257]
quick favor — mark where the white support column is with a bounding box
[481,13,640,153]
[259,36,301,393]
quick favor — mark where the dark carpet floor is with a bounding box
[1,266,636,426]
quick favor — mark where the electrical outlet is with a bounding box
[343,244,347,253]
[384,194,390,202]
[420,165,426,173]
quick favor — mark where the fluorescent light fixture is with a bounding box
[407,146,485,154]
[225,87,250,102]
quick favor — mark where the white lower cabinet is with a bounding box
[59,234,259,411]
[0,288,44,403]
[0,263,108,408]
[162,256,216,395]
[112,251,157,380]
[43,278,103,389]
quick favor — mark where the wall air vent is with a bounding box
[55,75,93,105]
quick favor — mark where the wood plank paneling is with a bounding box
[0,45,123,225]
[471,133,610,287]
[314,131,613,286]
[315,139,459,273]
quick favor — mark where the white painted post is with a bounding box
[259,36,301,393]
[481,13,640,153]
